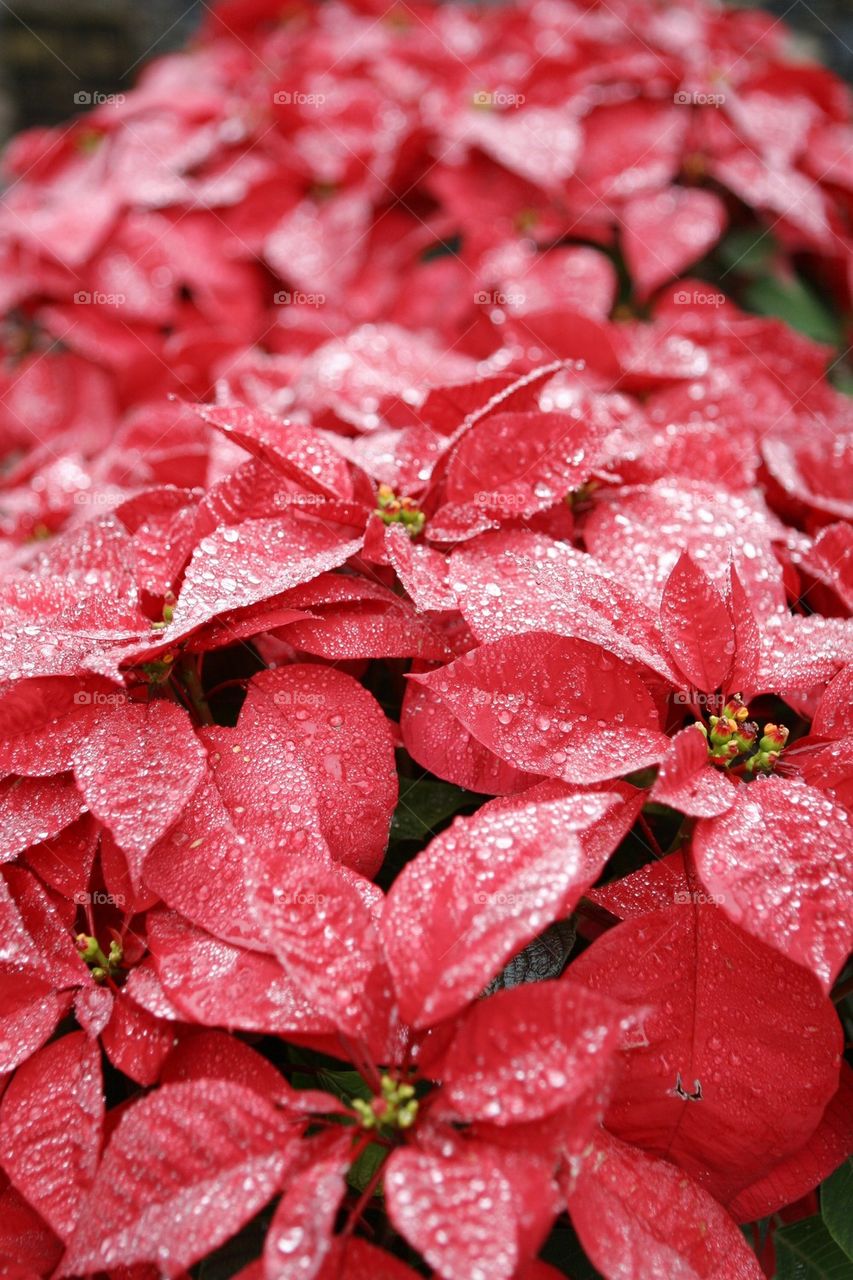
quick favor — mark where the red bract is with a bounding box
[0,0,852,1273]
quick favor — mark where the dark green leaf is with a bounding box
[823,1160,853,1261]
[775,1216,853,1279]
[540,1223,603,1279]
[390,779,481,841]
[347,1141,387,1194]
[743,276,841,345]
[317,1068,371,1106]
[716,227,778,277]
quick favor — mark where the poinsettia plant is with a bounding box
[0,0,852,1276]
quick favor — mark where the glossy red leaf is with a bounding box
[585,481,786,621]
[62,1081,299,1277]
[727,1065,853,1222]
[693,777,853,991]
[381,790,627,1027]
[196,404,354,500]
[587,851,690,921]
[660,552,734,694]
[72,701,206,882]
[162,516,363,644]
[448,532,674,682]
[650,728,736,818]
[567,905,842,1202]
[385,1145,557,1280]
[0,774,87,862]
[400,679,541,796]
[0,1183,62,1276]
[813,665,853,738]
[0,678,102,777]
[160,1030,288,1102]
[143,722,330,945]
[0,1032,102,1242]
[413,632,668,786]
[441,981,627,1126]
[262,1134,350,1280]
[622,187,727,297]
[568,1130,763,1280]
[238,665,397,879]
[315,1237,422,1279]
[99,990,175,1087]
[726,563,761,695]
[250,857,387,1039]
[147,911,334,1040]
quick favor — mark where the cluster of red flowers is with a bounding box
[1,0,852,1277]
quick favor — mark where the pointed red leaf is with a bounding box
[385,1146,555,1280]
[0,775,87,862]
[315,1237,422,1279]
[693,777,853,991]
[622,187,727,297]
[660,552,734,694]
[0,1032,102,1242]
[147,911,334,1039]
[162,515,362,643]
[238,665,397,879]
[441,982,627,1126]
[144,725,329,946]
[726,564,761,694]
[400,679,541,795]
[262,1134,350,1280]
[587,851,690,921]
[650,727,736,818]
[568,905,842,1202]
[62,1081,299,1277]
[413,632,668,785]
[727,1065,853,1222]
[72,701,205,883]
[448,532,674,682]
[568,1130,763,1280]
[585,481,786,621]
[381,790,627,1027]
[250,858,387,1039]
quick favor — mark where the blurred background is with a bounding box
[0,0,851,147]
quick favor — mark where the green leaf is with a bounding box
[716,227,778,277]
[390,779,480,841]
[742,275,841,345]
[317,1068,372,1106]
[775,1216,853,1279]
[823,1160,853,1261]
[347,1140,387,1194]
[540,1224,604,1279]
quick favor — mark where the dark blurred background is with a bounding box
[0,0,850,145]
